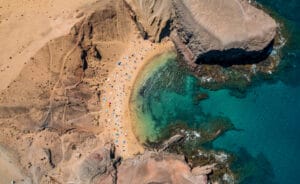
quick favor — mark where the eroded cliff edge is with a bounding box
[125,0,277,65]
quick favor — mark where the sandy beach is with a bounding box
[97,35,175,158]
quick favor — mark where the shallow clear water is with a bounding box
[133,0,300,183]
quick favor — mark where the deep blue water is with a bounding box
[202,82,300,183]
[134,1,300,183]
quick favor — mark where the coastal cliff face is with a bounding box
[125,0,277,65]
[124,0,173,42]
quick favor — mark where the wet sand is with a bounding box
[129,52,178,143]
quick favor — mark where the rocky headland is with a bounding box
[126,0,281,88]
[125,0,276,63]
[0,0,278,183]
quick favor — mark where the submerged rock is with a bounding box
[160,134,184,151]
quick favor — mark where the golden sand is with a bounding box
[98,35,175,158]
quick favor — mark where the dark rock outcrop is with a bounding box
[160,134,184,151]
[78,144,120,184]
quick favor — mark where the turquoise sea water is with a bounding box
[134,1,300,183]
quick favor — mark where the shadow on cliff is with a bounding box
[195,40,274,67]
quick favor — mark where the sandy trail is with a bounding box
[98,36,174,158]
[0,0,98,91]
[0,0,101,180]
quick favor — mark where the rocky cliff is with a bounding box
[78,144,213,184]
[124,0,174,42]
[125,0,277,65]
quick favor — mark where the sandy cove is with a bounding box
[98,35,175,158]
[0,0,175,179]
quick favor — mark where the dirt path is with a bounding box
[0,0,98,91]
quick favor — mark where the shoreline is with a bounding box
[98,35,175,158]
[129,52,177,143]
